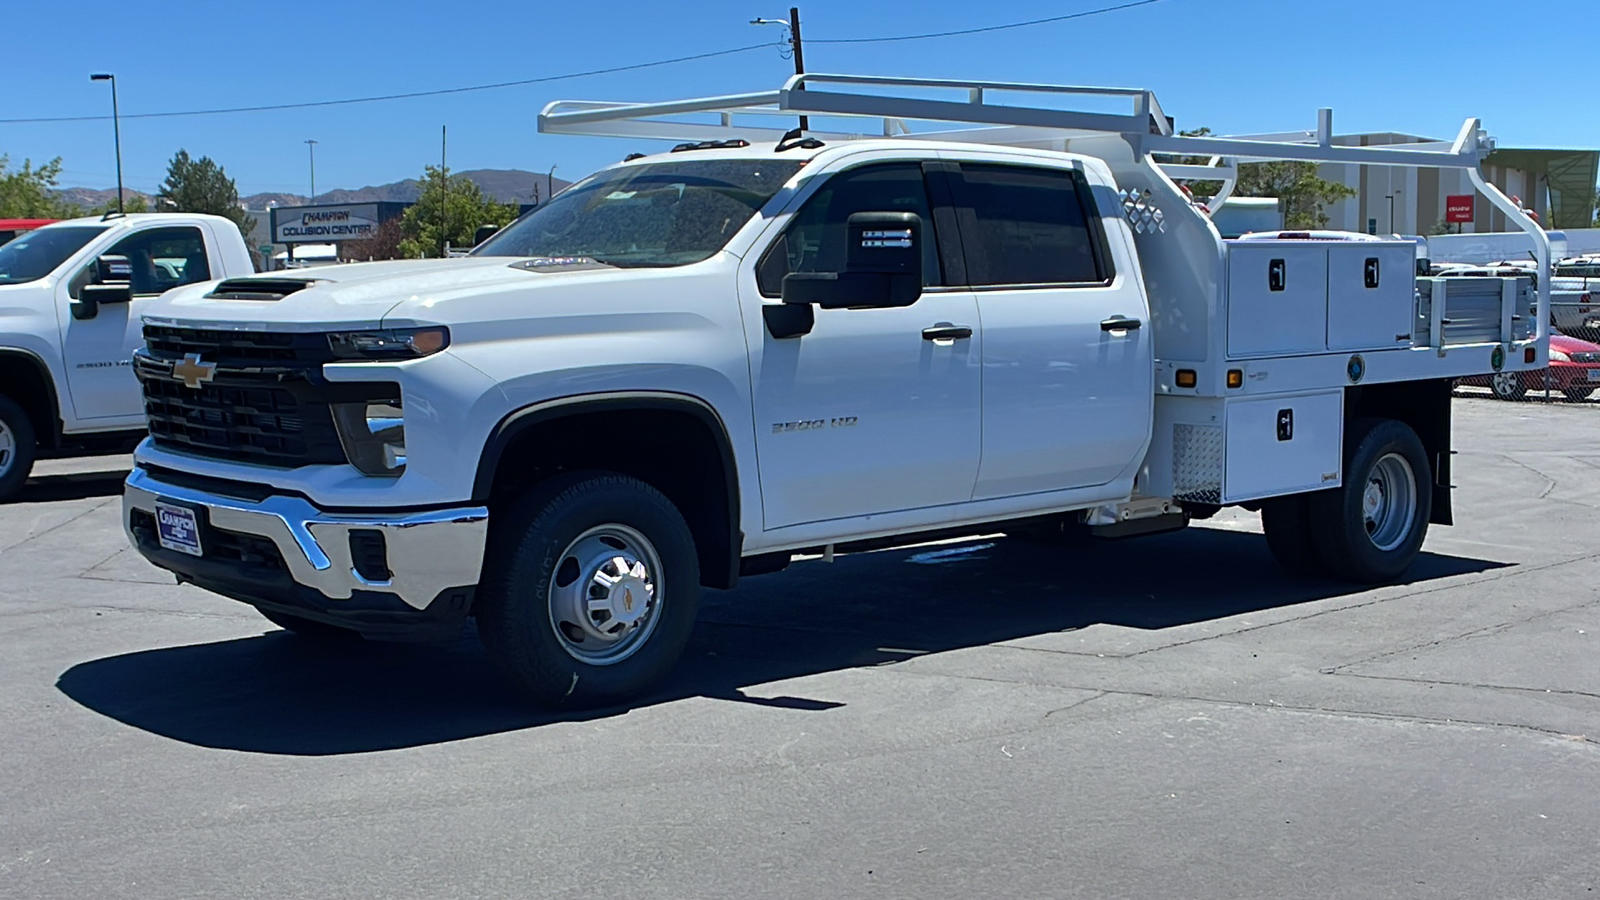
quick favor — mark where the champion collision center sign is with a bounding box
[271,203,381,243]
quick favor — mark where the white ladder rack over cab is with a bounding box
[539,73,1552,369]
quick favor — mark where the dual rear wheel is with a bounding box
[1261,418,1432,583]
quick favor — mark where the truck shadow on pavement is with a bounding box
[18,469,130,503]
[56,525,1506,756]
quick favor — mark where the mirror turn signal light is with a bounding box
[1175,369,1197,388]
[1227,369,1244,388]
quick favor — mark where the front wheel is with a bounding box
[1489,371,1528,401]
[477,473,700,708]
[0,394,38,503]
[1310,419,1432,583]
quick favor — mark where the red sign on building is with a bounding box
[1446,195,1475,223]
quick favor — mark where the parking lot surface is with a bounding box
[2,396,1596,899]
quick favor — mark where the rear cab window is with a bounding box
[945,163,1112,287]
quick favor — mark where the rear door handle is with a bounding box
[1101,316,1143,332]
[922,324,973,341]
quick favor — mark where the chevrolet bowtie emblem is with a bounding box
[171,352,217,390]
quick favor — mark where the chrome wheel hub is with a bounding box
[0,419,13,477]
[1491,372,1519,395]
[1362,452,1417,552]
[547,524,663,665]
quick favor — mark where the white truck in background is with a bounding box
[0,213,256,499]
[120,75,1550,708]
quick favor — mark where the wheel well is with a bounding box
[1346,379,1452,526]
[0,351,60,450]
[476,400,741,590]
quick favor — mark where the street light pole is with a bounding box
[304,139,318,203]
[89,73,123,215]
[751,7,808,131]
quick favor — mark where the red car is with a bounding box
[1459,333,1600,401]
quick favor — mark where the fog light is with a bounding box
[1175,369,1197,388]
[331,397,406,476]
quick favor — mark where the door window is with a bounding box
[948,164,1108,287]
[757,163,942,296]
[97,226,212,296]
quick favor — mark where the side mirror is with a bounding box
[781,212,924,310]
[71,254,134,320]
[474,224,500,246]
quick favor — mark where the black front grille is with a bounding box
[138,325,381,468]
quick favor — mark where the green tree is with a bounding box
[397,165,517,258]
[0,155,79,218]
[1165,128,1357,229]
[89,193,150,215]
[158,150,255,238]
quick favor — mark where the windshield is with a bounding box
[473,159,803,267]
[0,226,107,285]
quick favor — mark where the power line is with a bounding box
[0,1,1168,126]
[810,0,1166,44]
[0,42,774,125]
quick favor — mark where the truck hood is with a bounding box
[140,257,558,330]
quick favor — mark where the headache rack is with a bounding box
[541,73,1553,351]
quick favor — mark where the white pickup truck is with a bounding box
[120,75,1551,708]
[0,213,256,499]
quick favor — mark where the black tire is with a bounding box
[477,472,700,708]
[1489,371,1527,401]
[1309,418,1432,584]
[256,607,363,641]
[1260,494,1325,576]
[0,394,38,503]
[1563,385,1595,402]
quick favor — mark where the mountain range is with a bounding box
[55,168,574,212]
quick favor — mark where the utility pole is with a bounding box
[751,6,808,131]
[89,73,123,214]
[304,139,318,203]
[440,125,448,258]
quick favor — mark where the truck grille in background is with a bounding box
[137,325,348,467]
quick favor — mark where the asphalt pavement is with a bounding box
[2,394,1596,899]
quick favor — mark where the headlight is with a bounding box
[1550,348,1571,362]
[331,396,407,476]
[328,326,449,360]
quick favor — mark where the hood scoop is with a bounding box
[509,257,616,273]
[206,277,321,300]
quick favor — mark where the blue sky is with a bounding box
[2,0,1591,199]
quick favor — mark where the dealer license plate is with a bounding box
[1587,370,1600,383]
[153,501,203,557]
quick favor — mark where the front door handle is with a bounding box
[1101,316,1143,332]
[922,324,973,341]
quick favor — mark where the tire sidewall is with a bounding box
[0,394,38,502]
[483,474,700,706]
[1316,420,1432,582]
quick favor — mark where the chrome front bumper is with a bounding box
[123,467,488,610]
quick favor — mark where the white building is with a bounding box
[1316,134,1597,235]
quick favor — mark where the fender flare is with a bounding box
[473,391,743,587]
[0,346,64,448]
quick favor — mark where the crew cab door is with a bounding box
[57,224,219,421]
[944,160,1152,498]
[743,158,982,530]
